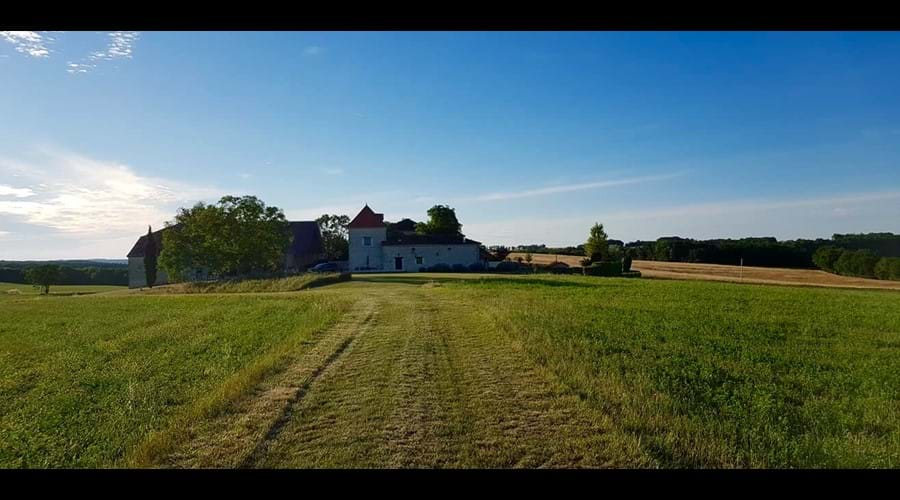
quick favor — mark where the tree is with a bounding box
[24,265,60,295]
[584,223,609,263]
[316,214,350,260]
[812,246,843,272]
[416,205,463,237]
[524,252,533,263]
[144,225,158,288]
[490,245,511,261]
[160,195,290,280]
[833,249,879,278]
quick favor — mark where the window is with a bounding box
[415,256,424,265]
[363,236,372,247]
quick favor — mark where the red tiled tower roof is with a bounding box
[347,205,385,228]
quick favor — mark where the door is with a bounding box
[394,257,403,271]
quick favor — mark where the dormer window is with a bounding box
[363,236,372,247]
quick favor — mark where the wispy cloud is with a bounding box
[238,172,253,180]
[66,62,93,74]
[304,45,324,56]
[472,172,684,202]
[0,149,219,238]
[320,167,344,176]
[0,184,36,198]
[67,31,140,74]
[597,190,900,222]
[0,231,9,237]
[0,31,54,58]
[90,31,139,61]
[463,189,900,246]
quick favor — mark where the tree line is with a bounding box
[813,246,900,281]
[0,265,128,286]
[510,233,900,271]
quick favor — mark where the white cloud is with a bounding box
[0,149,220,243]
[66,62,94,74]
[0,31,53,58]
[320,167,344,176]
[471,172,684,202]
[238,172,253,179]
[304,45,323,56]
[0,184,35,198]
[90,31,139,61]
[0,231,9,237]
[67,31,139,74]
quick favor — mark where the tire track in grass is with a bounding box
[258,283,646,468]
[157,297,377,468]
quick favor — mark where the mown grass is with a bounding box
[144,273,350,294]
[0,292,349,468]
[433,274,900,468]
[3,273,898,468]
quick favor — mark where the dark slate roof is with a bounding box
[391,218,418,232]
[288,221,324,257]
[127,227,171,258]
[383,233,481,246]
[347,205,385,228]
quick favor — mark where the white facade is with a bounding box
[381,244,480,271]
[348,226,387,271]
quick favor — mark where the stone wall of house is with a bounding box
[381,244,480,271]
[348,227,387,271]
[127,257,170,288]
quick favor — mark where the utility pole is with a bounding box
[740,257,744,282]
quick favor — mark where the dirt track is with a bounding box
[508,252,900,291]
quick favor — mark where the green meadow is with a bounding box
[1,275,898,468]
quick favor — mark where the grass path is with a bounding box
[156,280,646,468]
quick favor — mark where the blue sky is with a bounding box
[2,31,900,259]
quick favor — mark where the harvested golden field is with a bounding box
[508,252,584,267]
[632,260,900,290]
[507,253,900,290]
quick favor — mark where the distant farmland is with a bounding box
[508,253,900,291]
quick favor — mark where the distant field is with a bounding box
[508,253,900,290]
[2,273,898,468]
[0,282,125,299]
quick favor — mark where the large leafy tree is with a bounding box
[584,223,609,263]
[416,205,463,237]
[316,214,350,260]
[159,195,290,280]
[143,225,158,288]
[24,265,61,295]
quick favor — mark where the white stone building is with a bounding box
[347,205,483,272]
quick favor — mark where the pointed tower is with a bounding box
[348,204,387,271]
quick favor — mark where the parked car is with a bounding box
[309,262,339,273]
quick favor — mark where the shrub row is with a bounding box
[813,246,900,280]
[421,263,486,273]
[582,261,623,276]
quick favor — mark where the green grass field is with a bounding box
[1,275,898,468]
[0,282,124,299]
